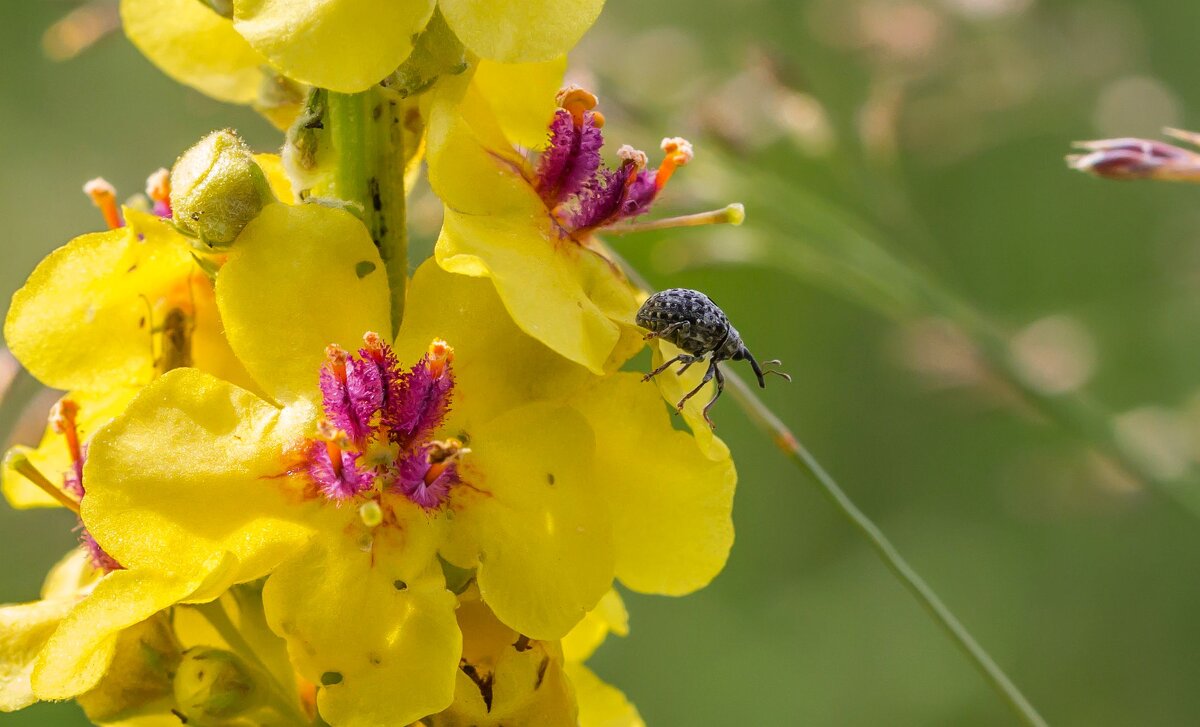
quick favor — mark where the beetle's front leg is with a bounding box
[643,353,700,382]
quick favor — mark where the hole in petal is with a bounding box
[321,671,343,686]
[393,579,407,591]
[355,260,377,278]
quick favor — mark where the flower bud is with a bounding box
[170,130,276,247]
[172,647,260,724]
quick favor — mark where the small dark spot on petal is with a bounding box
[368,652,382,666]
[546,473,555,485]
[320,671,343,686]
[355,261,377,278]
[393,579,407,591]
[534,656,549,689]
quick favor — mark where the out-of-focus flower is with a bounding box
[1068,129,1200,182]
[121,0,606,97]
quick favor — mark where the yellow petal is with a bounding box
[437,210,634,375]
[450,402,613,639]
[561,589,627,663]
[4,222,194,391]
[425,73,540,217]
[2,388,138,510]
[0,598,73,711]
[435,597,577,726]
[573,373,736,595]
[81,368,316,583]
[76,615,178,723]
[253,153,296,204]
[647,340,733,462]
[393,260,592,425]
[41,549,100,601]
[31,553,237,701]
[567,664,645,727]
[262,526,459,726]
[440,0,605,63]
[232,0,436,93]
[473,58,567,150]
[217,203,391,406]
[121,0,267,104]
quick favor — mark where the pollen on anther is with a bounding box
[660,137,695,165]
[145,168,172,218]
[83,177,123,230]
[618,145,648,169]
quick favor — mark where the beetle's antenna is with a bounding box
[745,350,792,388]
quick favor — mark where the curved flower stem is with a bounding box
[192,599,309,726]
[327,89,408,336]
[723,371,1048,727]
[605,246,1048,726]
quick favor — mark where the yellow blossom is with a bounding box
[80,204,733,723]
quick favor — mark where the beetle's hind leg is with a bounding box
[675,360,719,417]
[699,364,726,428]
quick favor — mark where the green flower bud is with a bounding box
[171,130,276,247]
[172,647,260,724]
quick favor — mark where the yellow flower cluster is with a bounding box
[1,2,737,725]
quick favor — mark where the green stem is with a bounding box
[605,246,1048,726]
[724,372,1048,727]
[192,600,309,726]
[326,89,409,336]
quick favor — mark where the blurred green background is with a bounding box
[6,0,1200,724]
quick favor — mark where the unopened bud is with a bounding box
[172,647,260,723]
[1067,131,1200,182]
[170,130,276,247]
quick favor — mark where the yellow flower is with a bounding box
[0,547,237,716]
[426,66,700,375]
[121,0,606,96]
[80,202,733,723]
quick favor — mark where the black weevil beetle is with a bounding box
[636,288,790,427]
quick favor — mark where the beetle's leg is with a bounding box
[675,356,701,376]
[643,320,690,341]
[643,353,697,382]
[675,360,718,412]
[700,364,726,428]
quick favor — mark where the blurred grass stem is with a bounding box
[725,371,1048,727]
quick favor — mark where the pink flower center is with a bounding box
[303,334,459,509]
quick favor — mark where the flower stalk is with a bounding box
[326,89,408,335]
[724,371,1048,727]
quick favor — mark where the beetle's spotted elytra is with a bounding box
[636,288,790,427]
